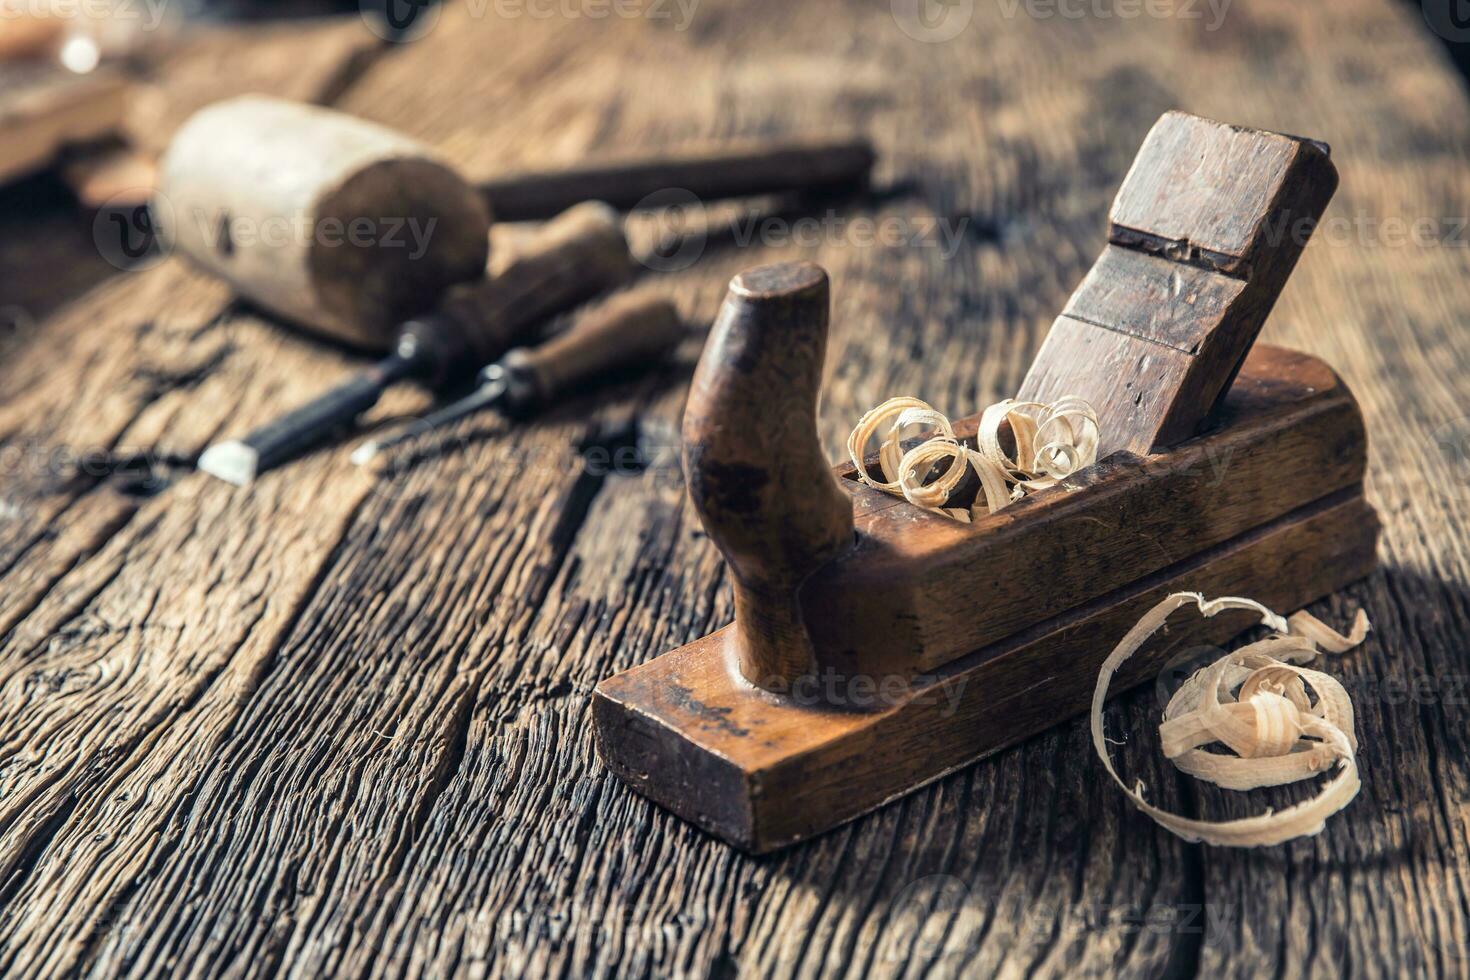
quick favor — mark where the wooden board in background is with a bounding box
[0,66,129,185]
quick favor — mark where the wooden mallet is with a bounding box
[155,95,874,350]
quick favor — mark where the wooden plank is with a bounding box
[0,21,403,976]
[0,5,1197,974]
[0,12,391,683]
[0,0,1467,976]
[1062,244,1248,354]
[1109,110,1329,274]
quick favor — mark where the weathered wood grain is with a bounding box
[121,18,383,162]
[1,0,1468,976]
[1019,111,1339,455]
[599,488,1378,853]
[803,346,1370,677]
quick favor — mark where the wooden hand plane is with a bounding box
[593,112,1379,853]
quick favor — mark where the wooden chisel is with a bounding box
[351,290,685,466]
[196,202,631,485]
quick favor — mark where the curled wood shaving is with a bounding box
[846,397,955,495]
[847,396,1099,520]
[1092,592,1372,847]
[976,396,1100,490]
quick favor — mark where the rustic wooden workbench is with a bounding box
[2,0,1469,975]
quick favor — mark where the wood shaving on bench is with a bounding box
[846,396,1099,521]
[1092,592,1372,847]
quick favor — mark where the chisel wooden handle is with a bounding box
[479,138,876,221]
[501,292,684,409]
[407,201,635,374]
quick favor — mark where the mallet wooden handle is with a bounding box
[501,292,684,409]
[158,97,874,349]
[682,262,855,688]
[479,138,875,221]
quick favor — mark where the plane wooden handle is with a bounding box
[682,262,855,689]
[479,138,875,221]
[506,292,684,404]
